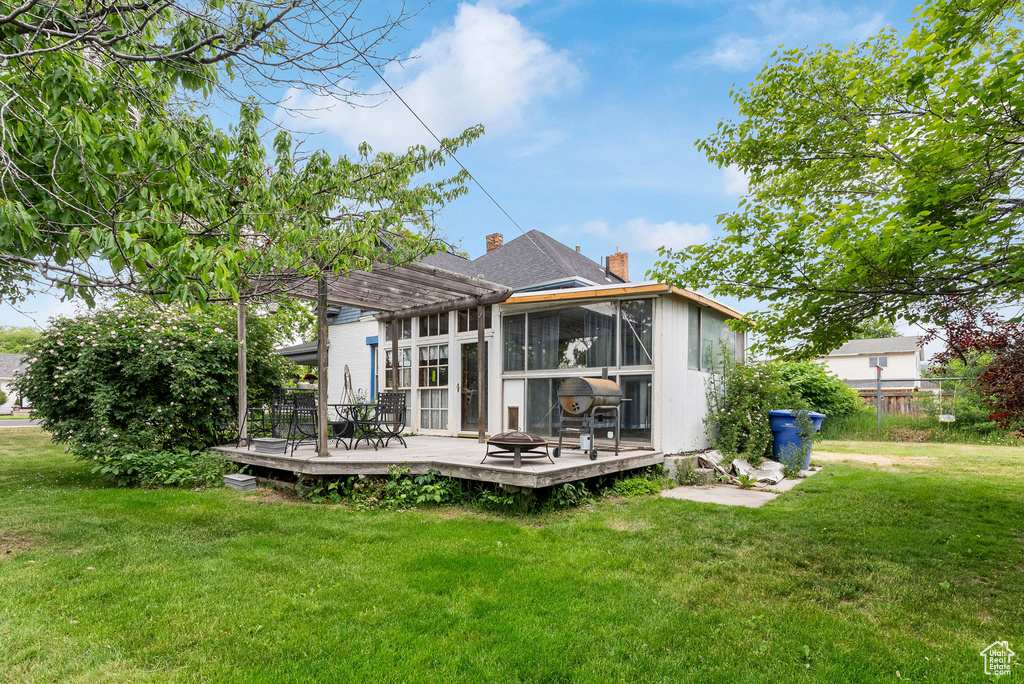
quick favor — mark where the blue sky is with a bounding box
[1,0,922,330]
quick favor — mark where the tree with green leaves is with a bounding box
[0,326,40,353]
[0,0,476,307]
[850,318,900,341]
[652,0,1024,357]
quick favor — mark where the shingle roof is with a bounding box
[423,230,623,291]
[827,336,921,356]
[0,352,26,379]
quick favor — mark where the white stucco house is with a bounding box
[815,336,924,389]
[0,352,26,415]
[278,230,745,454]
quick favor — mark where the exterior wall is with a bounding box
[326,315,378,403]
[0,378,16,414]
[656,298,714,454]
[818,351,920,384]
[369,310,499,436]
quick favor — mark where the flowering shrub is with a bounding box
[705,359,806,465]
[14,299,290,466]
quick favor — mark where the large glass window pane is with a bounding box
[527,303,616,370]
[420,388,448,429]
[503,313,526,371]
[700,308,735,371]
[619,375,652,442]
[419,313,449,338]
[384,348,411,388]
[385,319,411,341]
[417,343,449,388]
[688,306,700,369]
[526,377,567,437]
[457,306,492,333]
[620,299,653,366]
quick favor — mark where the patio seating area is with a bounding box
[238,388,409,455]
[211,436,664,489]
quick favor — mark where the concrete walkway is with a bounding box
[0,419,41,428]
[661,485,778,508]
[661,468,821,508]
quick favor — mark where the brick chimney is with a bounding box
[607,247,628,282]
[485,232,503,252]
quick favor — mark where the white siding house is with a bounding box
[323,281,744,454]
[816,336,923,389]
[297,231,746,454]
[0,353,26,415]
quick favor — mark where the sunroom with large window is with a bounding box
[501,297,655,443]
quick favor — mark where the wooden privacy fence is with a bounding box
[854,390,923,414]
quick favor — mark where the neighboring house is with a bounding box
[816,336,924,389]
[292,230,745,454]
[0,352,26,414]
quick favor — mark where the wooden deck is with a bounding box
[211,436,664,489]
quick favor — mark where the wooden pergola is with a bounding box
[238,262,514,456]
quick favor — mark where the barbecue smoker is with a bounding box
[555,372,624,460]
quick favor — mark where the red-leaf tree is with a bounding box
[920,298,1024,431]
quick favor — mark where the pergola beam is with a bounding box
[375,290,511,322]
[240,259,513,458]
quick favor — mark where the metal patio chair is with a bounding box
[371,392,408,449]
[288,406,319,455]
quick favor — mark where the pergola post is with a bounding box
[477,304,487,443]
[391,321,399,392]
[317,279,329,457]
[237,298,247,442]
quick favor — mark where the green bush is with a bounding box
[93,449,232,487]
[777,361,865,417]
[706,359,806,465]
[0,388,7,406]
[15,298,290,464]
[609,477,662,497]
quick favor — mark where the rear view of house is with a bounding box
[295,230,745,454]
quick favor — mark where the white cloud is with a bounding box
[280,2,579,152]
[722,165,749,195]
[692,0,887,72]
[707,36,764,71]
[573,218,711,252]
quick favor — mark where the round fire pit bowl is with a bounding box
[482,431,554,469]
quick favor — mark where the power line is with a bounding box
[354,55,532,237]
[306,1,568,277]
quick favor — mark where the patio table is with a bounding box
[329,403,380,450]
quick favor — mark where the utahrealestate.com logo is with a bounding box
[980,641,1015,677]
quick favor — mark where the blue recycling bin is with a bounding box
[768,409,826,469]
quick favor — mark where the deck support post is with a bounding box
[317,279,329,458]
[477,304,487,443]
[237,298,247,442]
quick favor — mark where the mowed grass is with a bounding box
[1,429,1023,683]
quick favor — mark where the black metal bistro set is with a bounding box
[237,388,408,456]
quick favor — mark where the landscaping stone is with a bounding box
[663,454,699,480]
[224,473,258,491]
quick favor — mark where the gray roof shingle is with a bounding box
[0,352,26,379]
[423,230,623,290]
[827,336,921,356]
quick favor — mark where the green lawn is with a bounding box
[2,429,1022,683]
